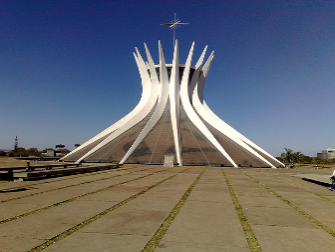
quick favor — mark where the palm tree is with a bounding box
[292,152,302,163]
[284,148,293,163]
[280,153,286,162]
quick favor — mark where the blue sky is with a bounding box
[1,0,334,157]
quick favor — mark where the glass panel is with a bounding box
[179,107,232,166]
[202,120,271,167]
[247,144,283,167]
[62,133,112,162]
[83,103,157,163]
[127,100,175,164]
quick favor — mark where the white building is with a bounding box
[317,149,335,160]
[61,41,284,168]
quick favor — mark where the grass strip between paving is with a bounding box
[142,167,207,252]
[260,171,335,204]
[221,168,261,252]
[240,171,335,238]
[0,166,152,203]
[28,167,191,252]
[0,167,170,225]
[0,165,141,196]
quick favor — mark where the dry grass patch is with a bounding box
[0,157,54,168]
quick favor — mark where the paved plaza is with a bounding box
[1,164,335,251]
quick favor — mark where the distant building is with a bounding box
[46,149,55,157]
[317,149,335,160]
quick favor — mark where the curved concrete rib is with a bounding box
[169,40,182,165]
[192,59,278,167]
[192,55,282,167]
[76,45,160,163]
[120,41,169,164]
[202,101,282,167]
[181,43,237,167]
[62,49,153,160]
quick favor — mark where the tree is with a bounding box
[60,148,70,154]
[302,155,312,163]
[291,152,303,163]
[7,152,14,157]
[280,153,286,162]
[16,147,28,157]
[27,148,39,156]
[283,148,293,163]
[74,144,81,148]
[55,144,65,152]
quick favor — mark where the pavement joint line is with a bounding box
[0,167,173,225]
[141,167,207,252]
[221,168,261,252]
[0,167,154,204]
[251,170,335,204]
[28,167,192,252]
[0,165,142,193]
[239,170,335,238]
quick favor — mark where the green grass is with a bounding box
[0,166,152,204]
[256,170,335,204]
[240,170,335,238]
[0,167,170,225]
[221,168,261,252]
[29,167,192,252]
[142,167,207,252]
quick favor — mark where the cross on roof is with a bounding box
[161,13,189,46]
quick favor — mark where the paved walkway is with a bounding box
[293,174,333,185]
[1,165,335,251]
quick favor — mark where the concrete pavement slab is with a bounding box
[77,209,170,236]
[244,206,317,228]
[0,202,46,220]
[123,196,181,211]
[75,187,146,202]
[43,233,150,252]
[237,195,289,208]
[155,241,250,252]
[294,174,332,185]
[186,191,231,202]
[40,200,115,215]
[0,209,91,239]
[252,225,335,252]
[157,195,248,249]
[2,166,335,251]
[0,236,48,252]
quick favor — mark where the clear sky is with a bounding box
[1,0,334,157]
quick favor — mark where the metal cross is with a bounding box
[161,13,189,46]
